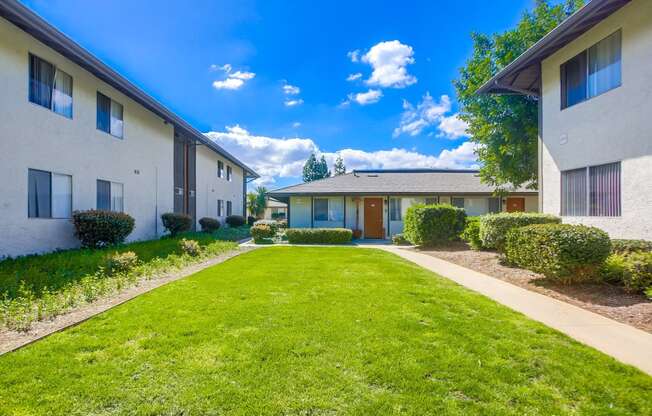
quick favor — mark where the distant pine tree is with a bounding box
[302,153,331,182]
[333,155,346,176]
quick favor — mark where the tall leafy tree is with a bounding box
[246,192,258,217]
[254,186,268,218]
[302,153,331,182]
[333,155,346,176]
[454,0,583,190]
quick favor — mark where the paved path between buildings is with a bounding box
[369,245,652,376]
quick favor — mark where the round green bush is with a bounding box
[72,210,135,248]
[285,228,352,244]
[179,239,201,257]
[198,217,221,233]
[505,223,611,283]
[601,252,652,294]
[161,212,193,236]
[251,224,276,243]
[461,217,482,250]
[226,215,246,227]
[402,204,466,247]
[106,251,138,275]
[479,212,561,252]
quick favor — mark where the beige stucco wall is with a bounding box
[540,0,652,240]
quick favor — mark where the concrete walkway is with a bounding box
[370,246,652,376]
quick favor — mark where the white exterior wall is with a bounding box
[195,146,245,225]
[540,0,652,240]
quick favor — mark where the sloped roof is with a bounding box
[0,0,258,178]
[477,0,631,96]
[268,169,536,197]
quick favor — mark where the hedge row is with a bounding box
[285,228,352,244]
[478,212,561,251]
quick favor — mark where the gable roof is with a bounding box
[477,0,631,96]
[268,169,536,197]
[0,0,258,178]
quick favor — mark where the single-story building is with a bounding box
[268,169,538,239]
[263,199,288,220]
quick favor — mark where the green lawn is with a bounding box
[1,247,650,415]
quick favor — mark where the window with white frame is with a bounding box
[561,30,621,109]
[389,198,402,221]
[97,179,124,212]
[97,92,124,138]
[28,54,73,118]
[217,199,224,217]
[226,200,232,216]
[28,169,72,218]
[313,198,344,222]
[217,161,224,178]
[561,161,621,217]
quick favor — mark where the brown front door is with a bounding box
[364,198,384,239]
[506,197,525,212]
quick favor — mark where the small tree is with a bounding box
[255,186,267,218]
[247,192,258,217]
[303,153,331,182]
[333,155,346,176]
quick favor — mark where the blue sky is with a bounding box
[22,0,536,188]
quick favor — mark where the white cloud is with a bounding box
[204,127,478,186]
[347,89,383,106]
[347,49,360,62]
[346,72,363,82]
[362,40,417,88]
[283,84,301,95]
[284,99,304,107]
[211,64,255,90]
[292,122,301,128]
[393,93,468,139]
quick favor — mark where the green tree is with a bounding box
[454,0,583,190]
[254,186,267,218]
[333,154,346,176]
[246,192,258,217]
[302,153,331,182]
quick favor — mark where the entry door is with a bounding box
[364,198,384,239]
[506,197,525,212]
[173,132,196,228]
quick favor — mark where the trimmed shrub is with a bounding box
[461,217,482,250]
[505,224,611,283]
[611,239,652,255]
[198,217,221,233]
[479,212,561,251]
[72,210,135,248]
[161,212,192,236]
[226,215,246,227]
[106,251,138,275]
[403,204,466,246]
[253,220,280,234]
[391,233,410,246]
[285,228,352,244]
[251,224,276,243]
[247,216,256,226]
[179,239,201,257]
[601,252,652,294]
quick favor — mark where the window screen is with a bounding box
[389,198,402,221]
[561,168,588,216]
[589,162,621,217]
[28,169,51,218]
[29,54,73,118]
[314,198,328,221]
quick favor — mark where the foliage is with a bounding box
[211,225,251,242]
[251,224,276,243]
[198,217,221,233]
[253,220,280,234]
[247,193,259,218]
[161,212,193,236]
[72,210,135,248]
[285,228,352,244]
[0,247,650,414]
[253,186,268,219]
[226,215,246,227]
[179,239,201,257]
[601,252,652,294]
[391,233,410,246]
[302,152,330,182]
[106,251,138,275]
[461,217,483,250]
[403,204,466,246]
[610,239,652,255]
[0,235,237,330]
[247,216,257,226]
[333,154,346,176]
[454,0,584,190]
[505,224,611,283]
[479,212,560,251]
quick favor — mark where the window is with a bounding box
[561,30,621,109]
[314,198,328,221]
[29,54,73,118]
[28,169,72,218]
[226,200,232,216]
[389,198,402,221]
[452,198,465,209]
[97,92,124,138]
[217,161,224,178]
[97,180,124,212]
[226,165,232,181]
[217,199,224,217]
[561,162,620,217]
[425,197,438,205]
[488,197,501,214]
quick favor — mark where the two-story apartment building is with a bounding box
[0,0,257,257]
[479,0,651,240]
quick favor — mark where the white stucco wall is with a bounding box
[195,146,245,226]
[540,0,652,240]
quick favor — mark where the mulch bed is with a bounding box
[419,242,652,333]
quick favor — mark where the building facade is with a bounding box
[0,1,256,257]
[479,0,651,240]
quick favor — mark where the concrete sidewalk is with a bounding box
[372,246,652,376]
